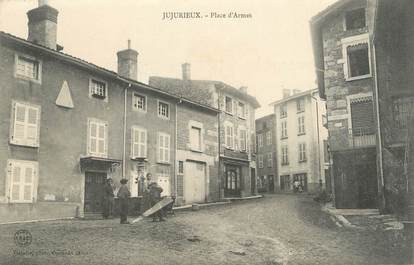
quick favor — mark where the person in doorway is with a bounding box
[102,178,114,219]
[148,181,165,222]
[293,180,300,193]
[140,173,153,214]
[117,178,131,224]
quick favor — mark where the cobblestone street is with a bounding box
[0,194,411,265]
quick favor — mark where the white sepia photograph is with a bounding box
[0,0,413,264]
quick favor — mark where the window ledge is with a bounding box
[345,74,372,82]
[190,149,203,153]
[224,111,234,116]
[299,160,307,163]
[15,75,41,84]
[132,108,147,113]
[297,133,306,136]
[158,115,170,120]
[280,115,287,119]
[238,116,246,120]
[157,161,171,165]
[9,141,39,148]
[281,163,289,166]
[296,110,304,114]
[280,137,288,140]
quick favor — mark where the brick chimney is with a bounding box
[182,63,191,81]
[239,86,248,94]
[117,40,138,80]
[27,0,59,50]
[282,89,291,98]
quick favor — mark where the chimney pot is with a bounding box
[182,63,191,81]
[282,89,291,98]
[27,3,58,50]
[128,39,131,49]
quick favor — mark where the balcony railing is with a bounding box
[329,127,376,151]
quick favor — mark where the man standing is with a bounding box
[148,181,165,222]
[117,178,131,224]
[102,178,114,219]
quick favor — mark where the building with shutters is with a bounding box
[0,2,219,223]
[269,89,328,194]
[309,0,414,211]
[255,114,278,193]
[149,64,260,199]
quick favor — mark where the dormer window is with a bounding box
[345,8,366,30]
[89,79,107,100]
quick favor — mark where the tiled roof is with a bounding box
[149,76,261,108]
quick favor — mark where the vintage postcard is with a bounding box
[0,0,412,264]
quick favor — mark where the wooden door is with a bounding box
[84,172,106,213]
[184,162,206,204]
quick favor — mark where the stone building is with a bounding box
[149,64,260,198]
[255,114,277,193]
[310,0,413,211]
[0,2,219,223]
[270,89,327,193]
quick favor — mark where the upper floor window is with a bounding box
[238,102,246,119]
[225,96,233,114]
[257,133,263,148]
[87,118,108,158]
[10,101,41,147]
[158,101,170,119]
[131,126,147,158]
[345,8,366,30]
[225,123,234,149]
[132,93,146,112]
[298,143,307,162]
[349,94,375,136]
[178,161,184,174]
[393,97,414,129]
[239,128,247,151]
[297,98,305,113]
[258,154,264,168]
[15,54,41,83]
[158,132,171,163]
[267,153,273,168]
[266,131,272,145]
[190,126,202,151]
[298,116,305,135]
[7,159,38,203]
[89,78,107,100]
[280,104,287,118]
[342,34,371,81]
[281,145,289,165]
[281,120,288,139]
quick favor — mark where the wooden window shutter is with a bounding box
[350,100,374,130]
[12,103,26,145]
[26,106,40,146]
[23,166,33,201]
[158,133,164,162]
[132,128,139,158]
[89,121,97,154]
[140,130,147,157]
[10,162,22,202]
[165,134,170,162]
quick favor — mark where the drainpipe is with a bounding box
[372,43,385,212]
[122,83,131,178]
[311,94,322,191]
[174,100,180,198]
[217,92,222,200]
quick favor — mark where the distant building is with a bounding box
[255,114,277,193]
[150,64,261,198]
[310,0,413,212]
[270,89,327,193]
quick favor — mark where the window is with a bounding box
[15,54,41,82]
[158,101,170,119]
[258,154,264,168]
[349,95,375,136]
[225,123,234,149]
[280,104,287,118]
[342,34,371,80]
[297,98,305,113]
[132,93,146,112]
[298,116,305,135]
[267,153,273,168]
[281,145,289,165]
[158,133,170,163]
[345,8,366,30]
[281,120,288,139]
[238,102,246,119]
[178,161,184,174]
[239,128,247,151]
[190,126,202,151]
[393,97,414,129]
[88,119,108,158]
[225,96,233,114]
[131,127,147,158]
[257,133,263,148]
[266,131,272,145]
[10,101,41,147]
[298,143,307,162]
[89,79,107,100]
[7,159,38,203]
[280,175,291,191]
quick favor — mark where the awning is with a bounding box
[80,156,122,171]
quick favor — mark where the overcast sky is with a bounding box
[0,0,335,117]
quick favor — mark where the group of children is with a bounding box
[102,173,166,224]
